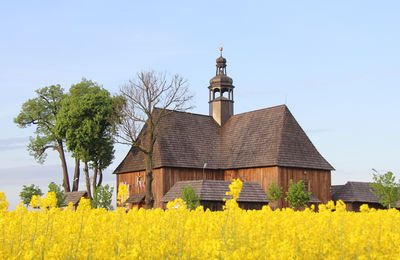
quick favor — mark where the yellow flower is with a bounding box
[1,189,400,259]
[360,204,370,213]
[30,194,41,208]
[117,182,129,206]
[0,191,8,211]
[41,192,57,209]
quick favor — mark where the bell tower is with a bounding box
[208,47,234,126]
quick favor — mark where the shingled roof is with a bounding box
[331,182,380,203]
[161,180,268,203]
[309,193,321,203]
[114,105,333,174]
[64,191,88,206]
[126,193,145,204]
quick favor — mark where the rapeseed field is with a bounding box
[0,180,399,259]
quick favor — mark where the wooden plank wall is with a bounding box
[163,167,224,197]
[117,166,331,209]
[117,169,164,208]
[224,167,278,189]
[278,167,331,208]
[224,167,279,208]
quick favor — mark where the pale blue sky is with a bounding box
[1,1,399,209]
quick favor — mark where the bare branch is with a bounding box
[115,71,193,151]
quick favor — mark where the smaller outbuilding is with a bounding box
[63,191,89,209]
[161,179,268,211]
[126,193,146,209]
[331,182,386,211]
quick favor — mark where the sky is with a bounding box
[1,1,399,210]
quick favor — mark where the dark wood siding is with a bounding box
[117,166,331,209]
[278,167,331,208]
[224,167,279,207]
[117,169,164,208]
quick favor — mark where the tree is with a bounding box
[92,184,114,210]
[116,71,193,208]
[20,184,43,206]
[370,171,400,209]
[14,85,71,192]
[56,79,119,199]
[48,182,66,207]
[266,182,283,203]
[285,180,311,209]
[181,185,201,210]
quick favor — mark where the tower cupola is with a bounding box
[208,47,234,126]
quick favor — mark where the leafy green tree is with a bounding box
[370,171,400,209]
[92,185,114,210]
[181,185,201,210]
[14,85,71,192]
[48,182,66,207]
[56,79,119,199]
[20,184,43,206]
[285,180,311,209]
[266,182,283,203]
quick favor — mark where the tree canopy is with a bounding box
[370,171,400,209]
[56,78,120,199]
[14,85,71,191]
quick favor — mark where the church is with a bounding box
[114,49,334,209]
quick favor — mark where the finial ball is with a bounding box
[219,46,223,52]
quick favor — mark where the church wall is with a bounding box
[277,167,331,208]
[162,167,225,204]
[116,169,164,208]
[116,166,331,209]
[223,166,279,208]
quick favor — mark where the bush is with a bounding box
[181,185,200,210]
[19,184,43,207]
[48,182,66,207]
[92,184,114,210]
[266,182,283,203]
[285,179,311,209]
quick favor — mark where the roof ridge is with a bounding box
[233,104,287,117]
[275,106,288,165]
[161,108,213,118]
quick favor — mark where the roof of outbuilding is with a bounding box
[160,180,268,203]
[309,193,321,203]
[64,191,88,206]
[331,182,380,203]
[126,193,145,204]
[114,105,334,174]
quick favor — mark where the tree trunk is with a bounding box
[92,165,98,195]
[144,153,154,208]
[57,140,70,192]
[72,157,80,191]
[97,169,103,187]
[84,162,92,200]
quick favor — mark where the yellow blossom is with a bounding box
[41,192,57,209]
[117,182,129,206]
[0,191,8,211]
[30,194,41,208]
[0,185,399,259]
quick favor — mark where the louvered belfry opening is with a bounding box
[208,47,234,126]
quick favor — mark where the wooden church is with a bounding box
[114,50,334,208]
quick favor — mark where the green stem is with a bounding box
[74,215,84,258]
[31,213,39,249]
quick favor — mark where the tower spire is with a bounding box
[208,47,234,126]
